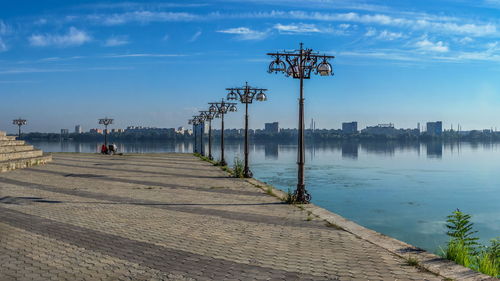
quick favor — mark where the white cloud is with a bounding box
[0,20,10,35]
[0,37,7,52]
[415,38,449,53]
[217,27,268,40]
[29,27,91,47]
[458,36,474,44]
[220,10,497,37]
[90,11,199,25]
[340,50,422,62]
[377,30,404,40]
[365,27,377,36]
[162,34,170,41]
[104,35,129,47]
[189,31,202,42]
[365,28,404,40]
[103,53,187,58]
[273,23,321,33]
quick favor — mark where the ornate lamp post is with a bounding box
[188,118,198,154]
[12,118,27,139]
[267,43,334,203]
[98,117,114,147]
[194,115,205,156]
[200,110,215,160]
[209,99,237,166]
[226,82,268,178]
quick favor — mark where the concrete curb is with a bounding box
[244,177,497,281]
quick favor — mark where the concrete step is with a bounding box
[0,145,34,153]
[0,150,43,161]
[0,131,5,137]
[0,154,52,173]
[0,140,25,146]
[0,136,18,141]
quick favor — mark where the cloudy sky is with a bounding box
[2,0,500,133]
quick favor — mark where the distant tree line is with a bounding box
[16,129,500,142]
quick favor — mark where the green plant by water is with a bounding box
[232,157,244,178]
[441,209,499,277]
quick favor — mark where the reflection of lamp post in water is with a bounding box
[12,118,27,139]
[98,117,114,147]
[209,99,237,166]
[226,82,268,178]
[267,43,335,203]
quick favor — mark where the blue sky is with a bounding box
[2,0,500,133]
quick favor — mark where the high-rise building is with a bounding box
[342,122,358,134]
[61,129,69,135]
[426,121,443,136]
[264,122,279,133]
[75,125,83,134]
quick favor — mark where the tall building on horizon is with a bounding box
[75,125,83,134]
[426,121,443,136]
[264,122,279,133]
[342,122,358,134]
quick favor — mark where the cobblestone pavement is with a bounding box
[0,153,444,281]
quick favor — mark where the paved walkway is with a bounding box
[0,153,443,281]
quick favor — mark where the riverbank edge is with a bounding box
[243,178,497,281]
[190,153,495,281]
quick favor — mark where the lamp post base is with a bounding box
[208,155,213,160]
[219,160,227,166]
[243,168,253,178]
[294,184,311,204]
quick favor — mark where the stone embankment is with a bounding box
[0,153,494,280]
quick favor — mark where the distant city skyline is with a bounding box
[7,119,498,135]
[2,1,500,132]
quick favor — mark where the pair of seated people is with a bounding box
[101,143,117,154]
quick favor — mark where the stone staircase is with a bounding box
[0,131,52,172]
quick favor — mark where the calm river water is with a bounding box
[29,139,500,253]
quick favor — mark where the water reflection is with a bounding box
[264,143,279,160]
[341,142,358,159]
[426,142,443,159]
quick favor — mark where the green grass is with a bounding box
[266,186,274,196]
[232,157,244,178]
[405,256,420,267]
[283,188,298,204]
[440,209,500,278]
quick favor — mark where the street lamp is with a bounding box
[267,43,334,203]
[12,118,27,139]
[200,110,215,160]
[194,115,205,157]
[98,117,114,147]
[226,82,268,178]
[188,118,198,154]
[209,98,237,166]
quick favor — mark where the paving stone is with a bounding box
[0,153,443,281]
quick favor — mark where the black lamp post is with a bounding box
[12,118,27,139]
[226,82,268,178]
[194,115,206,157]
[189,118,200,154]
[267,43,334,203]
[98,117,114,147]
[200,111,215,160]
[209,99,237,166]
